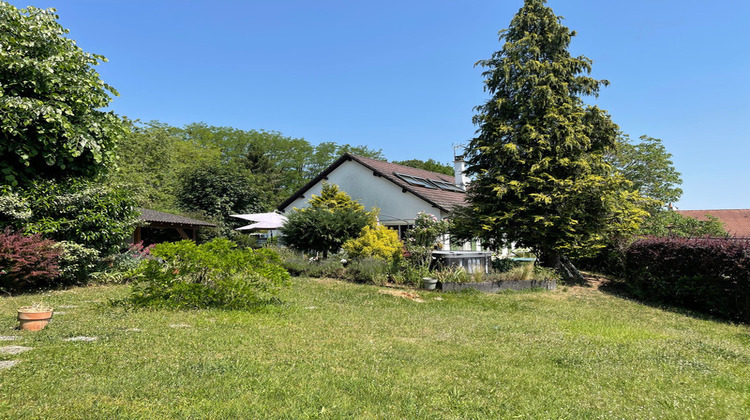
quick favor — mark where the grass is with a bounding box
[1,278,749,419]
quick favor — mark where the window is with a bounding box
[394,173,438,189]
[429,179,464,192]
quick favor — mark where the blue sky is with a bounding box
[13,0,750,210]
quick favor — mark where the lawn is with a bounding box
[1,277,749,419]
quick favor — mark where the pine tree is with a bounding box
[460,0,644,279]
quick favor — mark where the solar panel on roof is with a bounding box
[394,173,438,189]
[429,179,464,192]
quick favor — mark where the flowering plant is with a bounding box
[410,212,449,248]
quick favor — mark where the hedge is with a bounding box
[625,237,750,322]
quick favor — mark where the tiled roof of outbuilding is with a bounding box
[139,208,216,227]
[677,209,750,238]
[277,154,467,213]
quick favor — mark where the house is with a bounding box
[135,208,216,245]
[677,209,750,238]
[277,153,474,250]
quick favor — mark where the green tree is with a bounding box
[639,211,726,238]
[611,135,683,210]
[0,179,139,255]
[108,121,222,212]
[0,3,124,186]
[281,185,371,257]
[392,159,454,176]
[458,0,644,279]
[176,163,265,230]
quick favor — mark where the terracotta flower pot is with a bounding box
[17,308,54,331]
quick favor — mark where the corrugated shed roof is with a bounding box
[277,154,467,213]
[139,208,216,227]
[677,209,750,238]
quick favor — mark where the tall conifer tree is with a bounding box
[459,0,644,278]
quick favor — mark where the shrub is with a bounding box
[410,212,449,248]
[346,257,390,285]
[0,228,61,292]
[54,241,101,285]
[625,237,750,321]
[343,224,402,261]
[1,179,139,256]
[281,207,371,258]
[126,238,290,310]
[272,246,347,279]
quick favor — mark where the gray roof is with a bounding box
[138,209,216,227]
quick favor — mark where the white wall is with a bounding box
[281,160,449,225]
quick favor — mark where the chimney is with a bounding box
[454,155,469,189]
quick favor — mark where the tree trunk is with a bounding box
[539,249,584,284]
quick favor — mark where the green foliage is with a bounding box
[0,179,139,256]
[281,207,371,258]
[640,211,727,238]
[108,121,222,212]
[53,241,100,285]
[345,257,390,285]
[126,239,290,310]
[271,246,347,278]
[307,183,366,212]
[610,135,683,211]
[281,186,372,258]
[458,0,645,269]
[343,224,402,261]
[0,3,125,187]
[409,212,449,248]
[176,163,265,233]
[392,159,454,176]
[0,178,139,256]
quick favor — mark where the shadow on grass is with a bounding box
[582,271,746,326]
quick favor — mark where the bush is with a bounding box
[625,237,750,321]
[126,238,290,310]
[1,179,139,256]
[346,257,390,285]
[0,228,61,292]
[281,207,371,258]
[272,246,347,279]
[54,241,101,285]
[343,224,402,261]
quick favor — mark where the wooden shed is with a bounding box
[135,209,216,245]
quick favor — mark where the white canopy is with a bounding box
[231,212,287,231]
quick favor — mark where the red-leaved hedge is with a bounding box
[0,227,61,292]
[625,237,750,322]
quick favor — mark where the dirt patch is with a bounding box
[378,289,425,303]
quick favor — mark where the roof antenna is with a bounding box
[452,143,466,160]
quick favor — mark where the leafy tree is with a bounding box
[307,183,366,212]
[0,3,124,186]
[280,207,371,258]
[281,185,371,258]
[611,135,683,211]
[176,163,265,229]
[108,121,222,212]
[458,0,645,279]
[640,211,727,238]
[392,159,454,176]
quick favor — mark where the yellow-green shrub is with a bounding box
[343,225,402,261]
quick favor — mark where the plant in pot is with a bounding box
[17,302,54,331]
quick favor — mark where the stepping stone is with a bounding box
[54,311,66,315]
[0,346,33,355]
[64,336,97,342]
[57,305,78,309]
[169,324,191,328]
[0,360,19,370]
[0,336,20,341]
[126,328,143,332]
[304,306,318,310]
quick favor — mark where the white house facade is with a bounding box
[277,154,476,250]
